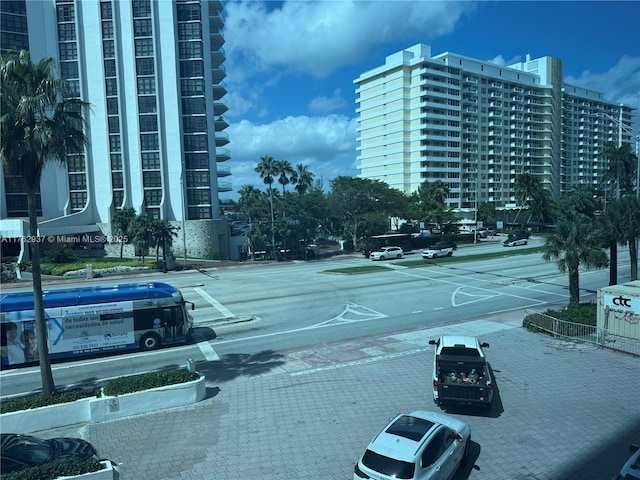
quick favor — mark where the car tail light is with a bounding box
[354,463,370,479]
[433,379,438,388]
[487,383,493,390]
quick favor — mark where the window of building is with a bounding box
[106,97,119,114]
[185,153,209,169]
[182,97,205,114]
[186,170,210,187]
[104,59,116,77]
[133,18,152,37]
[60,61,78,79]
[139,115,158,132]
[56,3,75,22]
[109,135,121,153]
[110,153,122,170]
[69,174,87,190]
[187,188,211,205]
[184,135,208,151]
[101,20,113,39]
[142,152,160,169]
[143,189,162,206]
[143,171,161,187]
[132,0,151,19]
[178,41,203,59]
[188,206,212,219]
[112,190,124,208]
[103,39,115,58]
[140,133,159,150]
[57,23,76,41]
[105,78,118,95]
[181,78,205,96]
[135,38,154,56]
[177,3,201,21]
[137,77,155,94]
[100,1,112,20]
[180,60,204,77]
[177,22,201,40]
[67,156,85,173]
[111,171,123,189]
[108,116,120,133]
[136,58,154,76]
[138,96,156,114]
[59,42,77,61]
[183,116,207,133]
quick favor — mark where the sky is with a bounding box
[220,0,640,201]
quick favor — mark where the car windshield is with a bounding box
[362,450,415,479]
[441,347,480,357]
[4,436,53,465]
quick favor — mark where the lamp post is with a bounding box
[180,174,187,268]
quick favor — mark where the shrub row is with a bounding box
[522,303,597,333]
[0,368,198,414]
[0,458,104,480]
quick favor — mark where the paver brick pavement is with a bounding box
[89,316,640,480]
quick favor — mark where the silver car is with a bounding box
[370,246,404,261]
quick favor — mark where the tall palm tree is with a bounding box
[542,214,609,306]
[275,159,294,196]
[111,207,136,258]
[291,163,314,195]
[237,184,262,226]
[0,50,89,396]
[513,173,541,223]
[255,155,278,258]
[602,195,640,281]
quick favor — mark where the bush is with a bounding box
[41,245,73,264]
[0,458,104,480]
[523,303,596,332]
[0,389,89,415]
[101,369,199,396]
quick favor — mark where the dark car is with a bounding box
[0,433,98,474]
[433,240,457,251]
[503,231,529,247]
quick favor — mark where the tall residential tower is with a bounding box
[355,44,635,219]
[0,0,231,259]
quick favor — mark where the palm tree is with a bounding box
[602,195,640,281]
[111,207,136,258]
[255,155,278,258]
[237,184,262,226]
[275,159,294,196]
[602,143,636,198]
[0,50,89,397]
[130,213,154,262]
[513,173,541,224]
[291,163,314,195]
[542,214,609,306]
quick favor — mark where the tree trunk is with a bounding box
[568,265,580,307]
[630,238,638,281]
[269,191,276,260]
[119,240,124,258]
[28,190,56,397]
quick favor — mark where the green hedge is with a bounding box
[0,368,198,414]
[523,303,597,332]
[0,458,104,480]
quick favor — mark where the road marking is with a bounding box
[194,287,234,318]
[193,332,220,361]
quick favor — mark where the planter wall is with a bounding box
[1,373,205,434]
[58,460,118,480]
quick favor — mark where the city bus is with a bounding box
[0,282,194,369]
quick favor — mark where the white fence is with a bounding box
[524,310,640,357]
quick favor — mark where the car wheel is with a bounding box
[524,240,528,245]
[433,253,438,258]
[396,254,401,259]
[447,251,452,257]
[140,333,162,351]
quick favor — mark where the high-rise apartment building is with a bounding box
[354,44,635,219]
[0,0,231,259]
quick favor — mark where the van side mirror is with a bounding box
[481,342,490,348]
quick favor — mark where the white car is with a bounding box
[353,410,471,480]
[502,238,528,247]
[421,246,453,259]
[370,246,404,261]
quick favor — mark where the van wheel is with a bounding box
[447,251,453,257]
[140,333,162,351]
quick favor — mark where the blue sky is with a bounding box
[221,0,640,200]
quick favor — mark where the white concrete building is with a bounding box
[354,44,635,218]
[1,0,231,260]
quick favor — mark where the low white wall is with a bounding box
[58,460,117,480]
[1,374,205,434]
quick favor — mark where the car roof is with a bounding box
[367,411,468,462]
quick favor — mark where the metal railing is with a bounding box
[524,310,640,357]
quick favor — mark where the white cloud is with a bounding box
[222,114,358,199]
[224,0,474,78]
[486,54,522,67]
[308,89,348,114]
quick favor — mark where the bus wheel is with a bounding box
[140,333,162,351]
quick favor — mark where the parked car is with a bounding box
[0,433,98,474]
[353,410,471,480]
[613,443,640,480]
[370,246,404,261]
[433,240,457,251]
[422,245,454,259]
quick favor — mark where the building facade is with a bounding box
[0,0,231,259]
[354,44,635,219]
